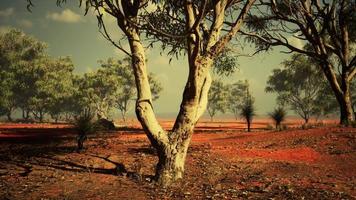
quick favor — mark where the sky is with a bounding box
[0,0,300,119]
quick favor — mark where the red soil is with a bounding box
[0,120,355,199]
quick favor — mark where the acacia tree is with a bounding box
[42,57,75,122]
[0,29,46,121]
[76,69,118,120]
[28,0,255,186]
[266,54,330,124]
[227,80,249,119]
[242,0,356,125]
[207,80,229,121]
[99,57,162,122]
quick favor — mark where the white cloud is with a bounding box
[0,8,14,17]
[17,19,33,28]
[46,9,83,23]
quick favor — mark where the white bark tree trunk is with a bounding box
[126,28,213,186]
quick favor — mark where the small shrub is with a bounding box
[240,100,255,132]
[73,108,96,152]
[269,107,287,131]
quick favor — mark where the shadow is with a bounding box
[127,146,157,155]
[211,134,251,141]
[23,155,154,182]
[0,127,76,144]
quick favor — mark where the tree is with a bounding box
[243,0,356,125]
[266,54,331,124]
[76,69,118,120]
[0,29,46,121]
[42,57,75,122]
[28,0,256,186]
[207,80,229,121]
[239,86,255,132]
[269,107,287,131]
[227,80,250,120]
[99,57,162,122]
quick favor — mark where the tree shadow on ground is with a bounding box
[27,154,154,182]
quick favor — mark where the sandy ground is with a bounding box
[0,120,355,199]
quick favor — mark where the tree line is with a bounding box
[0,29,162,123]
[208,53,351,131]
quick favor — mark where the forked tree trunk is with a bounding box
[117,0,253,187]
[126,27,212,186]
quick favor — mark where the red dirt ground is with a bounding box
[0,120,355,199]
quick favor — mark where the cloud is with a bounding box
[17,19,33,28]
[0,8,14,17]
[46,9,83,23]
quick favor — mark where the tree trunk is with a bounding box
[340,73,353,125]
[125,27,212,187]
[247,120,251,132]
[120,110,127,122]
[22,109,30,120]
[39,111,44,123]
[322,63,354,125]
[6,112,12,122]
[155,139,190,186]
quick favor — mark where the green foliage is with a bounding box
[0,29,46,121]
[227,80,250,120]
[269,107,287,131]
[97,57,163,122]
[266,54,336,123]
[207,80,229,121]
[213,46,239,76]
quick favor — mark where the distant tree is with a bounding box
[0,29,46,121]
[76,70,118,120]
[269,107,287,131]
[207,80,229,121]
[100,57,136,122]
[98,57,163,122]
[239,87,255,132]
[227,80,250,120]
[244,0,356,125]
[45,57,75,122]
[266,54,331,124]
